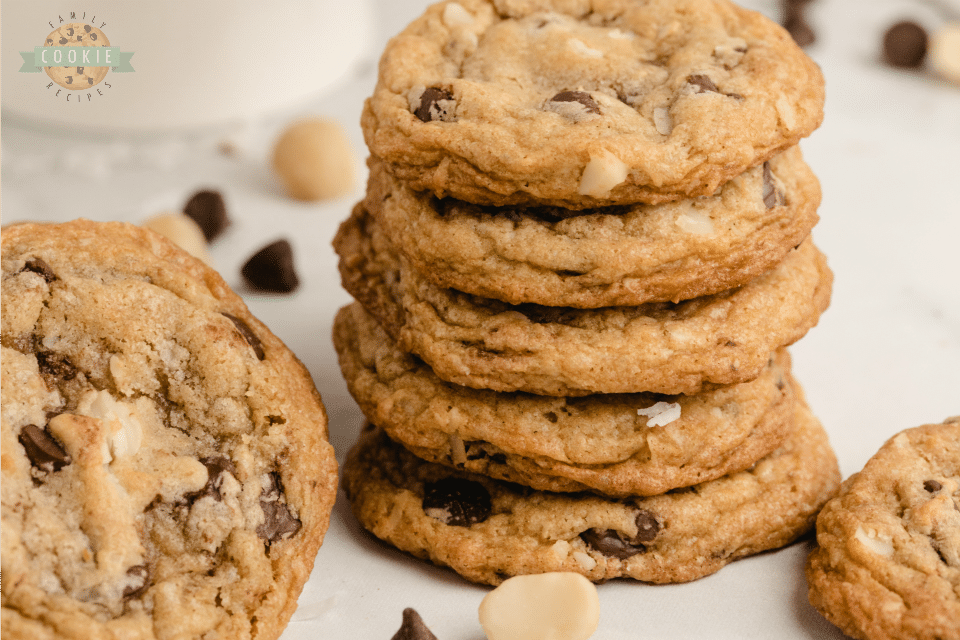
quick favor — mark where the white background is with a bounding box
[3,0,959,638]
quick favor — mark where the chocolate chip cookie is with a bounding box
[334,203,832,396]
[334,301,796,497]
[806,418,960,640]
[365,145,820,308]
[362,0,824,208]
[1,220,338,640]
[342,392,840,585]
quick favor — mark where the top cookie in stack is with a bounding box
[335,0,837,586]
[362,0,824,210]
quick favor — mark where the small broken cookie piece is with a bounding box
[479,573,599,640]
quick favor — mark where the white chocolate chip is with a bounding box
[568,38,604,58]
[75,390,144,461]
[929,23,960,85]
[775,95,797,131]
[578,149,629,197]
[272,118,355,201]
[854,526,894,557]
[637,401,681,427]
[607,28,633,40]
[142,212,212,264]
[442,2,475,28]
[572,551,597,571]
[675,207,714,235]
[653,107,673,135]
[479,573,600,640]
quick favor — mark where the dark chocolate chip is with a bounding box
[422,477,491,527]
[187,457,238,502]
[257,472,302,544]
[580,509,660,558]
[883,21,928,68]
[18,425,71,472]
[66,27,75,36]
[924,479,943,493]
[21,258,58,283]
[391,608,439,640]
[688,74,719,93]
[65,76,74,84]
[414,87,454,122]
[59,37,68,44]
[183,190,229,242]
[548,90,601,115]
[90,32,97,41]
[222,313,265,360]
[84,24,92,32]
[784,13,815,48]
[123,565,150,599]
[87,77,93,85]
[241,239,300,293]
[37,351,78,381]
[762,162,786,208]
[77,67,84,74]
[515,303,580,325]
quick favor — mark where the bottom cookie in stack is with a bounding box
[335,304,840,585]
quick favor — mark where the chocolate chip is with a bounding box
[65,76,74,84]
[123,565,150,599]
[18,424,71,472]
[688,74,719,93]
[883,21,928,68]
[548,91,600,115]
[37,351,78,381]
[257,472,302,544]
[784,14,815,48]
[924,479,943,493]
[183,190,229,242]
[580,509,660,559]
[391,608,438,640]
[222,313,265,360]
[187,457,238,502]
[90,32,98,41]
[762,162,786,208]
[515,303,580,325]
[422,477,491,527]
[414,87,455,122]
[59,37,67,44]
[77,67,84,74]
[241,239,300,293]
[66,27,75,36]
[84,25,92,32]
[21,258,58,283]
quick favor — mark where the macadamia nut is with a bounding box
[478,573,600,640]
[272,118,355,201]
[142,212,212,264]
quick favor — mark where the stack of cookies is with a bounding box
[334,0,841,585]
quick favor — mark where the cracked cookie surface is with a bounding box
[342,393,839,585]
[362,0,824,207]
[365,146,819,308]
[334,203,832,396]
[334,302,795,496]
[806,418,960,640]
[1,220,338,640]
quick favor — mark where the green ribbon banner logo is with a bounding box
[19,47,135,73]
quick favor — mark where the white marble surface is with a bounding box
[2,1,958,638]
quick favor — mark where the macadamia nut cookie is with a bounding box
[362,0,825,207]
[1,220,338,640]
[334,203,832,396]
[334,302,796,497]
[342,393,840,586]
[806,418,960,640]
[365,146,819,308]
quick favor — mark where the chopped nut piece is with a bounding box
[578,149,629,197]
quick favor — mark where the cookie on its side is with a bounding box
[363,0,824,207]
[1,220,338,640]
[334,203,833,396]
[334,302,797,497]
[806,418,960,640]
[365,146,820,308]
[342,393,840,586]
